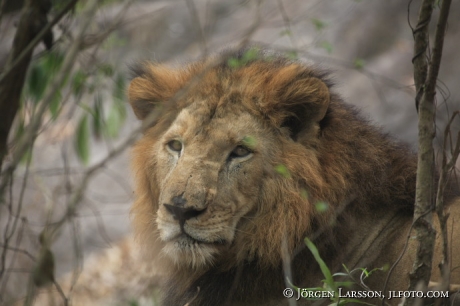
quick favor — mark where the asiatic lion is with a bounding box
[128,49,460,306]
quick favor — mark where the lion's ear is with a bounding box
[128,63,188,120]
[275,71,330,140]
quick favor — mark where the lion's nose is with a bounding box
[172,195,187,206]
[163,203,206,223]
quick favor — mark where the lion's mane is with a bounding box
[127,50,459,305]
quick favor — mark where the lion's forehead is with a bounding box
[169,102,265,149]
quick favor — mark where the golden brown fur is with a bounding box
[128,49,460,305]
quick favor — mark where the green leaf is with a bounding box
[72,70,87,98]
[78,103,94,116]
[28,64,47,102]
[315,201,328,212]
[304,238,337,293]
[113,73,127,123]
[353,58,366,69]
[312,18,327,31]
[300,188,308,199]
[280,29,292,37]
[275,164,291,178]
[92,94,104,139]
[20,147,33,165]
[49,91,62,120]
[360,267,370,277]
[113,73,126,102]
[42,51,64,74]
[227,58,240,68]
[99,63,114,77]
[102,32,127,49]
[106,104,122,138]
[242,135,257,149]
[14,118,25,142]
[103,73,129,139]
[242,48,258,62]
[227,48,260,68]
[381,263,389,272]
[320,41,333,54]
[285,50,298,60]
[75,115,90,165]
[27,50,65,103]
[128,300,140,306]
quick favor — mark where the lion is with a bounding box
[127,49,460,306]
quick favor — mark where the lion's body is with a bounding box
[127,50,460,305]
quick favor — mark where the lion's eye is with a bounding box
[167,140,183,153]
[229,145,251,159]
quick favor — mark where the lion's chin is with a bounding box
[161,235,220,269]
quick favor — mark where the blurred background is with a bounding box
[0,0,459,305]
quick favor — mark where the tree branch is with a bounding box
[0,0,98,199]
[411,0,433,111]
[0,0,50,170]
[0,0,79,170]
[436,111,459,292]
[406,0,452,304]
[0,0,79,84]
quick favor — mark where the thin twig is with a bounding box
[423,0,452,100]
[67,217,82,302]
[0,147,32,285]
[0,0,6,26]
[185,0,208,55]
[435,111,460,291]
[0,244,35,263]
[277,0,297,49]
[382,209,432,306]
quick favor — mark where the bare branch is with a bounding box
[277,0,297,49]
[424,0,452,102]
[435,111,459,291]
[406,0,452,303]
[185,0,208,55]
[411,0,433,110]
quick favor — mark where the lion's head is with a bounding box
[128,50,345,270]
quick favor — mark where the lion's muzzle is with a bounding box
[163,203,206,229]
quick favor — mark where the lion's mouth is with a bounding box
[177,232,227,246]
[157,218,230,248]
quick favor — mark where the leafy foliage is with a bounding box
[26,50,65,104]
[288,238,385,305]
[22,50,129,165]
[227,48,260,68]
